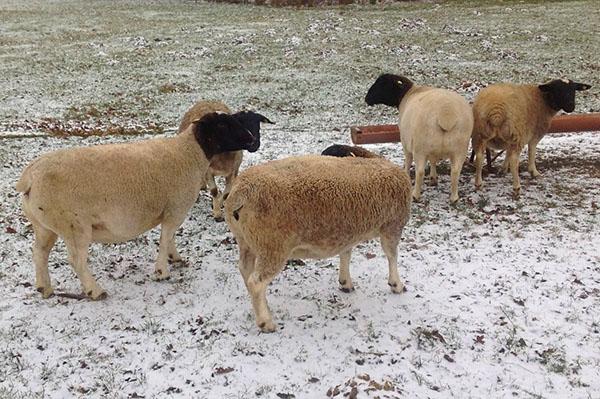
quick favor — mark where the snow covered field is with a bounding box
[1,1,599,398]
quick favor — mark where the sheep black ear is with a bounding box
[260,115,275,124]
[575,83,591,91]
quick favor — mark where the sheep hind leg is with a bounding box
[507,149,521,198]
[64,226,106,300]
[246,257,286,333]
[474,144,485,189]
[338,249,354,293]
[428,158,438,186]
[380,234,404,294]
[214,173,235,221]
[238,241,256,289]
[403,149,413,175]
[528,139,542,178]
[32,223,58,299]
[412,156,426,201]
[449,156,465,204]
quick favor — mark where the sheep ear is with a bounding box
[575,82,591,91]
[190,117,203,124]
[260,115,275,124]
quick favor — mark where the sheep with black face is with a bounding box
[178,100,273,221]
[472,79,591,196]
[16,110,256,300]
[365,73,474,203]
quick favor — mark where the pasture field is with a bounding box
[0,0,599,398]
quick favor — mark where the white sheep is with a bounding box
[365,73,474,203]
[178,100,273,221]
[16,106,256,299]
[472,79,591,196]
[224,149,412,332]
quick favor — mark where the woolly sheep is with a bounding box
[365,73,474,203]
[178,100,273,221]
[224,150,412,332]
[472,79,591,196]
[16,108,256,300]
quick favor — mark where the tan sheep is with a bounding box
[365,74,474,203]
[16,107,256,300]
[178,101,273,221]
[472,79,591,196]
[224,152,412,332]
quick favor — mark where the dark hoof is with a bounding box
[340,286,354,293]
[214,216,224,222]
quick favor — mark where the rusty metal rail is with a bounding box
[350,113,600,145]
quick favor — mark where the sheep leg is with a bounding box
[64,229,106,300]
[167,240,185,266]
[155,220,184,280]
[449,156,465,204]
[528,139,541,178]
[338,249,354,293]
[32,223,58,299]
[380,234,404,293]
[412,156,426,201]
[238,242,257,288]
[474,144,485,189]
[428,158,438,186]
[403,149,413,175]
[246,257,285,333]
[214,173,235,221]
[507,149,521,198]
[206,173,223,222]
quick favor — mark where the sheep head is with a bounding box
[538,79,592,113]
[321,144,381,159]
[231,111,275,153]
[365,74,414,108]
[192,112,256,159]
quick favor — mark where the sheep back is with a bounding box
[224,155,411,259]
[178,101,231,133]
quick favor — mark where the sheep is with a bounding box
[224,150,412,332]
[365,73,474,203]
[321,143,383,158]
[472,79,591,196]
[16,107,256,300]
[178,100,273,221]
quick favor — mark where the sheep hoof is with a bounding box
[36,286,54,299]
[450,196,459,205]
[257,320,277,333]
[529,170,541,178]
[512,188,521,199]
[389,281,405,294]
[214,216,225,222]
[474,182,482,191]
[87,289,108,301]
[428,178,438,187]
[155,269,171,281]
[339,286,355,293]
[411,193,421,202]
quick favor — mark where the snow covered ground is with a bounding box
[1,1,599,398]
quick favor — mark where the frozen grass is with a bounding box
[1,0,599,398]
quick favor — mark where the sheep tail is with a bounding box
[15,165,34,195]
[436,105,458,132]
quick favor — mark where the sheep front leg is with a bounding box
[449,156,465,204]
[380,235,404,293]
[528,139,542,178]
[412,156,426,201]
[32,224,58,299]
[206,173,223,222]
[214,173,236,221]
[246,257,285,333]
[155,220,185,280]
[338,249,354,293]
[64,230,106,300]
